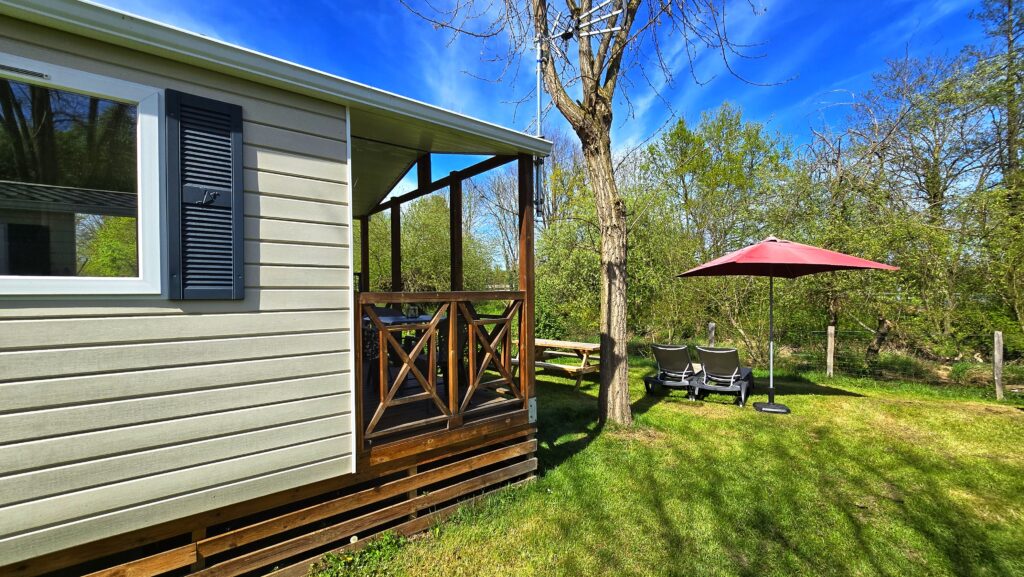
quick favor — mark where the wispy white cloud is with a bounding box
[863,0,976,52]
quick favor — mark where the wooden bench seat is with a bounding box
[513,338,601,389]
[513,358,597,374]
[512,358,598,387]
[538,349,596,360]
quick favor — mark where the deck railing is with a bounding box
[356,291,528,449]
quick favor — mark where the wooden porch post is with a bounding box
[417,154,432,190]
[359,215,370,292]
[390,206,402,292]
[450,174,464,291]
[517,154,536,403]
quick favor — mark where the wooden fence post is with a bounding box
[994,330,1004,401]
[708,322,715,347]
[827,325,836,378]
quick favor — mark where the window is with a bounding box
[0,55,162,295]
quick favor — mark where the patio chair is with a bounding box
[644,344,700,398]
[693,347,754,406]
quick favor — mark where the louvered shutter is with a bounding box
[166,90,244,300]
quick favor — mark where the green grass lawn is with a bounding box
[315,360,1024,577]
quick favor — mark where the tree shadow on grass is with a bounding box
[628,372,864,420]
[535,374,603,473]
[542,404,1018,577]
[771,426,1010,576]
[631,387,673,417]
[763,376,864,397]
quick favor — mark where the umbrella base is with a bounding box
[754,402,791,414]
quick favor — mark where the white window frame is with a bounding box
[0,54,163,296]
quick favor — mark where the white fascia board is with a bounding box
[0,0,552,157]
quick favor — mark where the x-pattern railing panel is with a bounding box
[357,291,526,446]
[459,300,522,413]
[363,303,450,438]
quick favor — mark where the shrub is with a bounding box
[872,353,930,380]
[950,360,1024,388]
[949,361,974,385]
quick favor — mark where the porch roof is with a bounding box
[0,0,552,216]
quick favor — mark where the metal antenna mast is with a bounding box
[532,1,622,217]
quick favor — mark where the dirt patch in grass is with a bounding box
[869,394,1024,417]
[863,410,936,444]
[653,397,739,419]
[946,488,1023,525]
[608,426,668,443]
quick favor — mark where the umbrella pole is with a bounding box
[754,275,790,414]
[769,275,774,404]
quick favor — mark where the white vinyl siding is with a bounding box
[0,17,354,566]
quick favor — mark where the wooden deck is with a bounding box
[356,291,530,454]
[361,377,519,446]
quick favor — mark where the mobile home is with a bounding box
[0,1,548,574]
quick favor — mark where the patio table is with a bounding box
[514,338,600,389]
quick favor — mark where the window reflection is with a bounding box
[0,78,138,277]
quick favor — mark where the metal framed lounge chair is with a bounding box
[644,344,701,398]
[693,346,754,407]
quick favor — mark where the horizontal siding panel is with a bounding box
[0,310,348,351]
[0,415,351,506]
[217,289,347,311]
[244,217,348,246]
[244,169,346,203]
[0,289,348,319]
[245,146,345,183]
[245,265,348,288]
[0,32,347,136]
[0,457,351,564]
[246,241,349,267]
[0,331,348,382]
[0,374,349,443]
[245,193,349,223]
[0,351,348,413]
[0,396,349,475]
[0,22,357,566]
[244,122,346,161]
[0,436,349,538]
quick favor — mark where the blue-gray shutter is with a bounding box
[166,89,244,300]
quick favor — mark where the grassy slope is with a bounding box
[346,362,1024,577]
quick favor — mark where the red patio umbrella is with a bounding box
[679,236,898,414]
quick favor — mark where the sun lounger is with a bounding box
[693,346,754,407]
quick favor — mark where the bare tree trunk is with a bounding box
[0,79,32,180]
[584,131,632,426]
[827,295,840,331]
[865,316,892,361]
[30,85,57,184]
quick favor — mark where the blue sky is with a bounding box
[96,0,988,178]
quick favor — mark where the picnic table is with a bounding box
[513,338,600,389]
